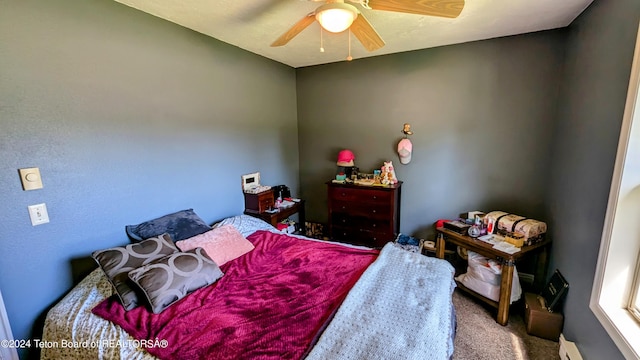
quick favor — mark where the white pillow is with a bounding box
[212,215,275,238]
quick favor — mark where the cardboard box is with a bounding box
[524,292,563,341]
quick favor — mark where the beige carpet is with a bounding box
[452,289,560,360]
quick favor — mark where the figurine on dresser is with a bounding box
[380,161,398,185]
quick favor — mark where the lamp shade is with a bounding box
[315,3,358,33]
[337,149,355,167]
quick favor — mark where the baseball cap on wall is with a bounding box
[397,138,412,164]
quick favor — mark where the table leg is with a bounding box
[298,202,306,235]
[436,233,445,259]
[497,260,514,326]
[533,243,549,292]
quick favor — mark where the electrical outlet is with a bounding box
[28,203,49,226]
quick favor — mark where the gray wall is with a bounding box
[297,0,640,358]
[0,0,297,356]
[547,0,640,359]
[297,31,566,240]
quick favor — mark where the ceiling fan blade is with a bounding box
[350,14,385,52]
[271,14,316,47]
[367,0,464,18]
[239,0,290,22]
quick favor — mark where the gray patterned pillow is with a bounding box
[92,233,178,310]
[128,247,224,314]
[212,214,275,238]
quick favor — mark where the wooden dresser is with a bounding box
[327,181,402,248]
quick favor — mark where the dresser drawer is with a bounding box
[331,225,391,247]
[328,187,391,204]
[331,213,391,232]
[330,200,391,219]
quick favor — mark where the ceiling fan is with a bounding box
[271,0,465,52]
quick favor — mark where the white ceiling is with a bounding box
[115,0,594,68]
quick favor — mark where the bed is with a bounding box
[41,214,457,360]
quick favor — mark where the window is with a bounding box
[590,22,640,360]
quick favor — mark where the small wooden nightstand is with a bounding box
[244,200,306,235]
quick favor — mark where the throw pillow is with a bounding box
[125,209,211,242]
[92,233,178,310]
[175,225,255,266]
[127,247,224,314]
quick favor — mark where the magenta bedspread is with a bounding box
[92,231,379,360]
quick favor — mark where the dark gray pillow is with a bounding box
[128,247,224,314]
[125,209,211,242]
[92,233,178,310]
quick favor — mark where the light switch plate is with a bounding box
[28,203,49,226]
[19,168,43,191]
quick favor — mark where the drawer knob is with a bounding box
[342,219,346,223]
[341,192,346,197]
[372,224,377,228]
[342,206,346,210]
[372,209,377,213]
[373,195,377,199]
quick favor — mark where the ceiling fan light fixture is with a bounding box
[315,3,358,33]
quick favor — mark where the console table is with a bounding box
[244,200,306,235]
[435,227,551,325]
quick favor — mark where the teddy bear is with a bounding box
[380,161,398,185]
